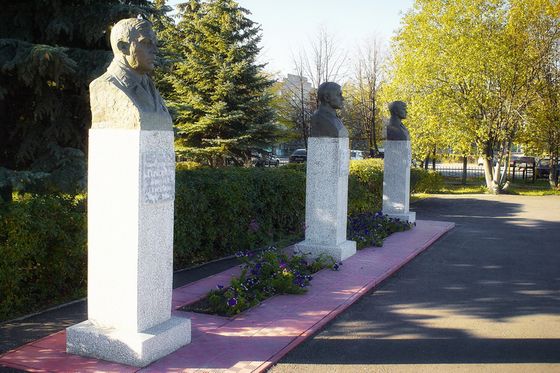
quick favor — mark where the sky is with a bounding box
[167,0,415,78]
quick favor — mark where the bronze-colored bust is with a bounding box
[387,101,410,141]
[309,82,348,138]
[90,18,170,130]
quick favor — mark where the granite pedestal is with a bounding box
[382,140,416,223]
[66,129,191,367]
[295,137,356,261]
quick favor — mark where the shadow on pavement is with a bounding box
[0,257,239,356]
[277,196,560,366]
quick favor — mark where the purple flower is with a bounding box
[249,219,260,232]
[294,277,307,288]
[216,284,224,290]
[279,261,287,269]
[227,297,238,307]
[246,277,258,287]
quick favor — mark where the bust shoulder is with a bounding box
[89,76,141,129]
[310,106,348,138]
[386,117,410,141]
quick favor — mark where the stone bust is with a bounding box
[386,101,410,141]
[90,18,171,130]
[309,82,349,138]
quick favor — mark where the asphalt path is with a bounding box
[270,194,560,373]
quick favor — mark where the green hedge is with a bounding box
[349,159,385,213]
[174,167,306,268]
[411,168,445,193]
[349,159,444,211]
[0,195,86,321]
[0,160,442,321]
[173,159,442,267]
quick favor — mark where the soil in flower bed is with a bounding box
[181,295,226,316]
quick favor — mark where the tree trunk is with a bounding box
[482,143,496,193]
[462,156,467,185]
[483,158,498,193]
[0,184,12,203]
[550,155,559,189]
[301,82,308,150]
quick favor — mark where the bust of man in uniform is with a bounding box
[90,18,170,130]
[309,82,348,138]
[387,101,410,141]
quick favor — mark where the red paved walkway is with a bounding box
[0,220,453,372]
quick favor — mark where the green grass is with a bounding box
[504,180,560,196]
[420,178,487,194]
[413,178,559,196]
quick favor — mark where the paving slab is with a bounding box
[0,220,452,372]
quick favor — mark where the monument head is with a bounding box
[110,18,157,75]
[310,82,348,137]
[317,82,344,110]
[90,16,170,128]
[388,100,407,120]
[386,100,410,141]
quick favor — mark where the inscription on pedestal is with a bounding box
[142,151,175,203]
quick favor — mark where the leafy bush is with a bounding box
[176,161,207,171]
[0,158,434,321]
[173,160,440,268]
[281,163,306,172]
[181,247,339,317]
[174,167,306,268]
[0,195,86,321]
[410,168,444,193]
[348,159,385,213]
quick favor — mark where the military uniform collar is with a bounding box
[107,60,147,88]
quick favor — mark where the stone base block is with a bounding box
[295,240,356,262]
[386,211,416,224]
[66,316,191,367]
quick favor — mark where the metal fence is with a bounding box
[432,164,536,181]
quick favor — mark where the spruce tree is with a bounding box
[0,0,161,195]
[169,0,277,166]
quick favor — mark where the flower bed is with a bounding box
[181,212,412,317]
[180,247,340,317]
[348,211,414,249]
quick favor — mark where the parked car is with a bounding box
[350,150,364,160]
[252,152,280,167]
[371,148,384,159]
[289,149,307,163]
[536,158,560,178]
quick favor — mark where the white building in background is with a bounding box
[280,74,312,101]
